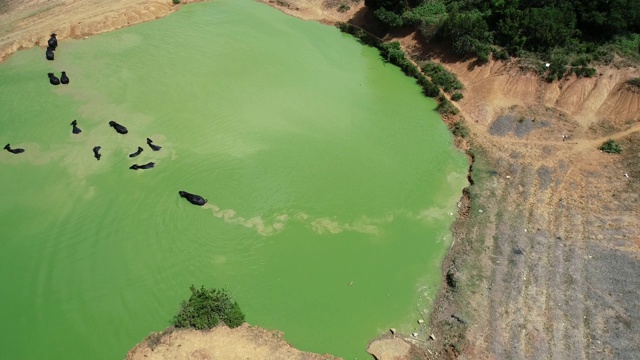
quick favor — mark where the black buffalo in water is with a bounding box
[71,120,81,134]
[48,72,60,85]
[4,144,25,154]
[60,71,69,84]
[146,137,162,151]
[92,146,102,160]
[45,47,55,61]
[129,146,143,158]
[108,121,128,134]
[129,162,155,170]
[179,191,207,206]
[48,33,58,50]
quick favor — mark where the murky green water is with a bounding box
[0,1,467,358]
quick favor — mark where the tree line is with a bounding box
[365,0,640,64]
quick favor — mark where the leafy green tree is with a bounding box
[173,285,245,330]
[520,7,577,51]
[366,0,423,26]
[441,9,493,59]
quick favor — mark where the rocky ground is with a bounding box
[2,1,638,359]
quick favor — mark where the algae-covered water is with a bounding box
[0,1,467,358]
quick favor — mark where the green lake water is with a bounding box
[0,1,467,358]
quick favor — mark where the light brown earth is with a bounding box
[0,0,206,64]
[126,324,338,360]
[2,1,639,360]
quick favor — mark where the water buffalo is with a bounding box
[45,47,54,61]
[4,144,25,154]
[48,72,60,85]
[60,71,69,84]
[108,121,128,134]
[48,33,58,50]
[71,120,81,134]
[179,191,207,206]
[92,146,102,160]
[146,137,162,151]
[129,146,143,158]
[129,162,155,170]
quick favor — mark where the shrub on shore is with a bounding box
[337,23,441,98]
[436,95,459,115]
[421,61,463,93]
[628,77,640,88]
[599,140,622,154]
[173,285,245,330]
[451,121,469,138]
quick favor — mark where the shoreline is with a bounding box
[0,0,206,65]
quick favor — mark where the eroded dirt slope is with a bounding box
[126,324,340,360]
[405,38,640,360]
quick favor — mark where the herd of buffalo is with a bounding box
[3,33,207,206]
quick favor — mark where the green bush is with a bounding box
[338,5,350,13]
[172,0,180,4]
[451,92,463,101]
[451,121,469,138]
[546,55,568,82]
[416,74,441,98]
[436,95,459,115]
[599,139,622,154]
[337,23,439,99]
[173,285,245,330]
[628,77,640,88]
[493,49,509,60]
[421,61,463,93]
[402,1,446,26]
[572,66,596,78]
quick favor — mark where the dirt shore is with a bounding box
[2,1,638,359]
[126,324,339,360]
[0,0,207,64]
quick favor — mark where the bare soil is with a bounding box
[0,0,205,64]
[2,1,638,360]
[126,324,339,360]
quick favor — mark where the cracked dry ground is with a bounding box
[429,111,640,359]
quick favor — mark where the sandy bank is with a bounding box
[126,324,339,360]
[0,0,205,64]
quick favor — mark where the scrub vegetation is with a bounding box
[599,139,622,154]
[339,22,466,117]
[365,0,640,72]
[421,61,463,93]
[173,285,245,330]
[629,77,640,88]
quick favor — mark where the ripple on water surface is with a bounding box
[0,0,467,359]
